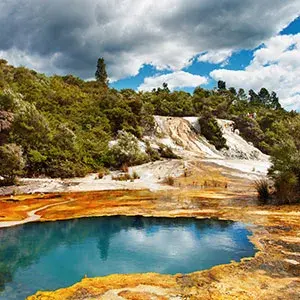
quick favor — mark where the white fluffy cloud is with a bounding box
[138,71,208,91]
[0,49,62,75]
[210,33,300,110]
[198,49,233,65]
[0,0,299,80]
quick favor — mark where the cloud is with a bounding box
[0,49,62,75]
[0,0,299,80]
[198,49,233,65]
[210,33,300,110]
[138,71,208,91]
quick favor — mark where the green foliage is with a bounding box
[132,171,140,179]
[0,143,25,185]
[145,141,161,161]
[217,80,226,90]
[268,116,300,204]
[108,131,149,168]
[273,171,298,204]
[0,62,157,178]
[198,112,227,150]
[112,171,140,181]
[254,179,270,204]
[158,144,181,159]
[0,92,15,111]
[140,102,155,135]
[112,173,133,181]
[0,61,298,184]
[237,88,247,101]
[232,115,264,150]
[95,57,108,86]
[11,100,51,152]
[0,110,13,145]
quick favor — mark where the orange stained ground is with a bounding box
[0,170,299,299]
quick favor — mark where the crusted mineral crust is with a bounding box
[0,168,299,299]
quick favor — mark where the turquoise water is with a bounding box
[0,217,256,299]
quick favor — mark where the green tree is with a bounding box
[258,88,271,106]
[268,116,300,203]
[249,89,260,105]
[95,57,108,86]
[0,143,25,185]
[229,87,237,95]
[162,82,170,93]
[232,115,265,149]
[217,80,226,90]
[237,88,247,101]
[0,111,13,145]
[270,91,281,110]
[198,112,227,150]
[10,101,50,153]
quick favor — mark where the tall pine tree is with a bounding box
[95,57,108,86]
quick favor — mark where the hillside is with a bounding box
[0,114,272,195]
[0,60,299,202]
[145,116,268,161]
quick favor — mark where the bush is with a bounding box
[0,143,25,185]
[46,160,89,178]
[273,171,298,204]
[198,112,227,150]
[163,176,175,186]
[112,173,132,181]
[158,144,180,159]
[268,120,300,204]
[97,167,109,179]
[132,171,140,179]
[109,130,149,168]
[112,172,139,181]
[254,179,271,204]
[232,115,265,151]
[145,141,161,161]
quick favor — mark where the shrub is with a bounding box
[268,121,300,204]
[163,176,175,186]
[112,173,132,181]
[47,160,89,178]
[112,172,139,181]
[109,131,149,168]
[145,141,161,161]
[198,112,227,150]
[232,115,265,151]
[97,167,109,179]
[132,171,140,179]
[254,179,271,204]
[0,143,25,185]
[112,171,140,181]
[273,171,298,204]
[158,144,180,159]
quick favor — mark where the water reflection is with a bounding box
[0,217,255,299]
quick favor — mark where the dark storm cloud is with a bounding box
[0,0,299,80]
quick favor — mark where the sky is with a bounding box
[0,1,300,110]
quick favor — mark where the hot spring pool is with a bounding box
[0,216,256,299]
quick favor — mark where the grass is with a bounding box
[254,179,270,204]
[112,171,140,181]
[163,176,175,186]
[132,171,140,180]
